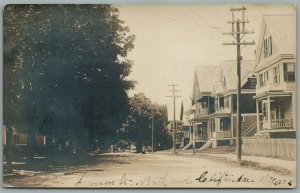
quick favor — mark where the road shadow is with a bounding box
[7,153,132,174]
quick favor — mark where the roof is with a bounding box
[212,108,231,117]
[192,66,220,100]
[256,14,296,66]
[212,80,223,96]
[219,60,256,91]
[253,91,293,100]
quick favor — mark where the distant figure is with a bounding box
[141,147,146,154]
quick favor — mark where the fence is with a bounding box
[243,137,296,160]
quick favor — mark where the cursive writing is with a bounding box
[260,174,293,187]
[196,171,254,185]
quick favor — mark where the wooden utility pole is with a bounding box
[223,7,255,161]
[166,84,181,154]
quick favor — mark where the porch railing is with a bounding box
[271,119,293,129]
[195,108,209,117]
[214,131,232,139]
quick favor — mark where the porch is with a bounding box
[211,131,232,138]
[259,119,293,130]
[210,116,232,139]
[190,121,208,142]
[256,93,295,132]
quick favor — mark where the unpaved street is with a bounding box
[4,152,295,188]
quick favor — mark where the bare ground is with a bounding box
[3,151,296,188]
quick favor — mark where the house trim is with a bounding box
[253,91,292,100]
[254,54,295,73]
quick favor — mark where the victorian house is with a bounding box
[184,66,220,149]
[184,61,258,150]
[252,15,296,138]
[209,60,257,147]
[242,15,296,160]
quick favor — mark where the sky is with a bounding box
[116,4,295,120]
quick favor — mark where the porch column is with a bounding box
[256,100,260,131]
[193,123,196,141]
[293,92,296,130]
[189,123,192,141]
[208,96,210,114]
[267,97,271,129]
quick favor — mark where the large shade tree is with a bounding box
[120,93,172,153]
[3,4,135,157]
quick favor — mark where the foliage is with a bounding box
[3,5,135,155]
[119,93,172,153]
[116,140,130,150]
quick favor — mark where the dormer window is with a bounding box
[263,35,272,58]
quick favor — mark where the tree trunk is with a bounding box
[5,127,13,173]
[27,128,36,162]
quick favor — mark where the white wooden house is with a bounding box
[243,14,296,160]
[253,15,296,138]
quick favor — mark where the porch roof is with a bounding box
[190,116,209,122]
[253,91,292,100]
[211,108,231,117]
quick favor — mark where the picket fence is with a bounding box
[243,137,296,160]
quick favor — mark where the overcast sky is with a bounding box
[117,4,295,120]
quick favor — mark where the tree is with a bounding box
[151,103,173,151]
[121,93,172,153]
[3,5,135,158]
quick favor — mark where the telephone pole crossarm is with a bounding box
[227,19,249,24]
[222,41,255,46]
[222,31,254,35]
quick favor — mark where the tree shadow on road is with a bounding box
[11,153,132,174]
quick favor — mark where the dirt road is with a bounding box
[4,152,295,188]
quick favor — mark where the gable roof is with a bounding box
[255,14,296,66]
[219,60,256,91]
[212,80,223,96]
[192,66,220,100]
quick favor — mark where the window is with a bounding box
[232,95,237,112]
[259,73,264,86]
[220,118,230,131]
[225,96,229,108]
[202,98,208,108]
[249,77,257,88]
[283,63,295,82]
[273,65,280,84]
[263,35,272,58]
[264,71,268,81]
[215,98,218,110]
[259,71,268,86]
[219,97,224,109]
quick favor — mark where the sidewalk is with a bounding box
[201,152,296,175]
[154,148,296,176]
